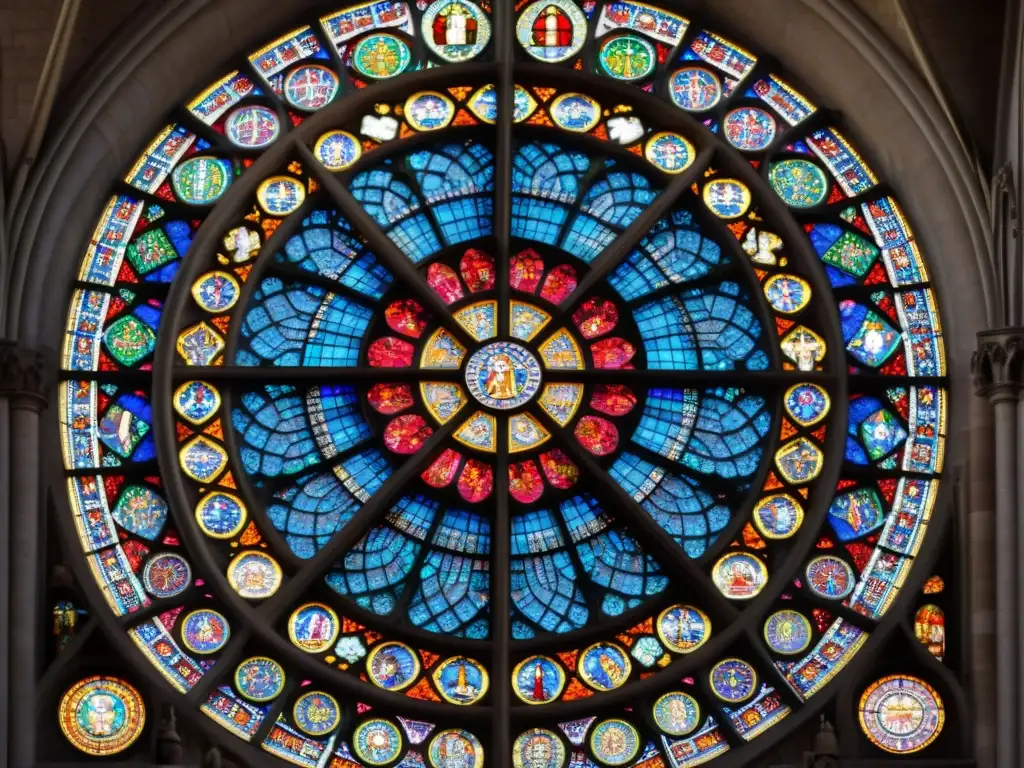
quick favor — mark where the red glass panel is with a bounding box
[367,337,415,367]
[591,338,636,369]
[383,414,433,454]
[572,298,618,339]
[509,460,544,504]
[539,449,579,490]
[459,249,495,293]
[510,249,545,294]
[384,299,428,338]
[426,263,465,304]
[422,448,461,488]
[368,383,415,415]
[458,459,494,502]
[539,264,577,304]
[575,415,619,456]
[590,385,637,417]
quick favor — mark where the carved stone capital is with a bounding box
[0,342,53,409]
[973,329,1024,398]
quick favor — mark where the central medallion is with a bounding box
[465,341,542,410]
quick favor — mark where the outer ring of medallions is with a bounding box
[131,62,856,741]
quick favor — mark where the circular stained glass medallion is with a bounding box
[656,604,711,653]
[702,178,751,219]
[712,552,768,599]
[550,93,601,133]
[805,554,855,600]
[367,641,421,691]
[513,728,566,768]
[669,66,722,111]
[653,692,700,737]
[645,132,695,174]
[589,719,640,766]
[432,656,489,705]
[142,552,191,598]
[724,106,777,152]
[171,156,232,205]
[191,270,239,312]
[859,675,945,754]
[181,609,230,654]
[173,380,220,425]
[598,35,656,81]
[354,719,404,765]
[422,0,492,62]
[314,130,362,171]
[234,657,285,702]
[288,603,340,653]
[284,64,340,110]
[784,383,831,427]
[224,105,280,148]
[59,676,146,756]
[465,342,542,409]
[257,175,306,215]
[710,658,758,703]
[769,158,830,208]
[429,729,484,768]
[578,642,631,691]
[227,551,282,599]
[351,33,412,79]
[764,273,811,314]
[763,610,812,655]
[513,655,565,704]
[752,493,804,539]
[516,0,587,62]
[195,490,247,539]
[293,691,341,737]
[405,91,456,131]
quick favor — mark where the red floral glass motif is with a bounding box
[510,249,545,294]
[509,460,544,504]
[575,415,619,456]
[368,383,415,414]
[422,448,461,488]
[591,338,636,369]
[458,459,494,502]
[539,449,579,490]
[426,263,465,304]
[384,299,429,338]
[572,298,618,339]
[460,249,495,293]
[590,385,637,416]
[367,337,414,367]
[383,414,433,454]
[539,264,577,304]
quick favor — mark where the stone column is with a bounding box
[0,343,50,768]
[973,331,1024,768]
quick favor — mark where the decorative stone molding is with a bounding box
[972,329,1024,398]
[0,341,52,408]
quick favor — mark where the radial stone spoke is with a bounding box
[534,407,740,623]
[560,144,716,311]
[296,142,476,349]
[255,418,461,622]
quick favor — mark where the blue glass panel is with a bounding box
[511,143,590,202]
[276,209,393,299]
[233,385,320,477]
[408,143,495,245]
[609,209,725,300]
[511,510,588,634]
[633,388,770,479]
[268,471,361,560]
[238,278,373,367]
[325,495,437,614]
[350,168,441,262]
[611,452,733,557]
[561,214,617,264]
[511,197,568,243]
[559,494,667,615]
[306,385,373,458]
[577,171,658,227]
[408,509,490,638]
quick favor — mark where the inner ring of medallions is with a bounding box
[464,341,543,410]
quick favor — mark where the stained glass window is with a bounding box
[56,2,951,765]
